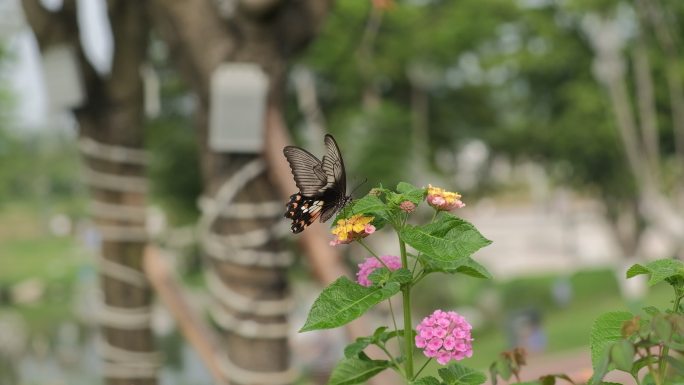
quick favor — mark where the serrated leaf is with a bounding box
[610,340,635,372]
[626,259,684,286]
[327,357,391,385]
[344,337,372,358]
[438,363,487,385]
[300,277,401,332]
[401,215,492,263]
[420,255,492,279]
[389,182,426,205]
[369,268,412,287]
[590,311,633,382]
[411,376,442,385]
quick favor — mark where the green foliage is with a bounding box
[627,259,684,290]
[437,364,487,385]
[327,357,392,385]
[300,182,491,383]
[400,215,492,264]
[589,311,634,381]
[300,276,402,332]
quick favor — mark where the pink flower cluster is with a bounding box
[356,255,402,287]
[399,200,416,213]
[415,309,473,365]
[426,184,465,211]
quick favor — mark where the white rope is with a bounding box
[96,302,152,330]
[198,158,267,231]
[90,201,147,222]
[218,351,298,385]
[205,269,292,316]
[96,224,148,242]
[97,337,162,379]
[208,300,290,339]
[209,227,277,249]
[84,168,149,193]
[198,196,283,219]
[202,234,293,267]
[97,255,149,288]
[79,137,149,165]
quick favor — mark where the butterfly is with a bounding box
[283,134,350,233]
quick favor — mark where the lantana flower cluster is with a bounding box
[415,309,473,365]
[356,255,402,287]
[426,184,465,211]
[329,214,376,246]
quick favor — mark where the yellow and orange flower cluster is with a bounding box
[330,214,376,246]
[426,184,465,211]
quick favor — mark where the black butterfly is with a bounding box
[283,134,349,233]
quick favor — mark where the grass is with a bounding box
[0,202,90,334]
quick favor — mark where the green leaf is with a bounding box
[300,277,401,332]
[590,311,633,382]
[327,357,391,385]
[388,182,426,205]
[437,363,487,385]
[377,328,413,344]
[540,374,574,385]
[665,355,684,374]
[400,215,492,263]
[344,337,372,358]
[652,314,673,341]
[609,340,635,372]
[420,255,492,279]
[372,326,388,341]
[410,376,442,385]
[626,259,684,287]
[631,355,658,379]
[334,195,391,226]
[369,268,413,287]
[494,355,512,380]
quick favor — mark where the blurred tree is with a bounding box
[294,0,684,266]
[21,3,156,385]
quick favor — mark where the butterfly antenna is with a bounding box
[349,178,368,198]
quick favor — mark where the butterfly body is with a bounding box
[283,135,348,233]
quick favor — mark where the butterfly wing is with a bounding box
[283,135,349,232]
[283,146,328,196]
[319,134,347,222]
[285,193,324,233]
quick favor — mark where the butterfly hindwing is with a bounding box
[285,193,324,233]
[283,134,348,233]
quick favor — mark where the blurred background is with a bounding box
[0,0,683,384]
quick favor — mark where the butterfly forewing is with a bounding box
[283,134,349,233]
[283,146,328,196]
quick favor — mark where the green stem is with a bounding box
[413,358,432,380]
[388,298,403,357]
[357,238,390,269]
[399,238,414,379]
[658,292,683,380]
[378,342,403,376]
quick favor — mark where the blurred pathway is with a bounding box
[488,348,634,385]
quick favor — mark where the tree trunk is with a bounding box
[21,1,157,384]
[149,1,334,383]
